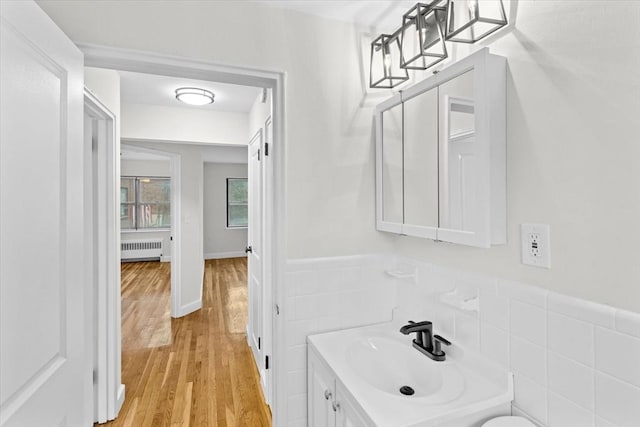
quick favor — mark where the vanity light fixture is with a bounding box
[175,87,215,106]
[370,34,409,89]
[445,0,507,43]
[369,0,507,88]
[400,3,448,70]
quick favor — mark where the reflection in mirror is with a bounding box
[381,104,404,224]
[403,87,439,228]
[439,70,476,231]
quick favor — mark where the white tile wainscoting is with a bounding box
[283,254,640,427]
[284,255,399,426]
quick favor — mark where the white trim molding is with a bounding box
[84,89,124,424]
[81,44,286,426]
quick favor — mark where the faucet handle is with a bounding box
[433,334,451,356]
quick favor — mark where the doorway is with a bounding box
[86,46,285,425]
[84,90,124,423]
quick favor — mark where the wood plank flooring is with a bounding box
[99,258,271,427]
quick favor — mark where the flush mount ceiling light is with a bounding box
[369,0,507,88]
[400,4,448,70]
[175,87,215,106]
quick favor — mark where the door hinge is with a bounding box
[258,149,261,161]
[265,142,269,156]
[265,355,270,370]
[275,304,280,315]
[258,337,261,350]
[93,369,97,385]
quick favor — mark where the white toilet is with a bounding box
[482,416,537,427]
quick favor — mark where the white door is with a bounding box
[0,2,87,426]
[247,130,264,390]
[262,116,273,406]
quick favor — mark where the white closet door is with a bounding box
[0,1,87,426]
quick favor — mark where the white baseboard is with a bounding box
[174,299,202,318]
[160,255,171,262]
[204,251,247,260]
[114,384,125,419]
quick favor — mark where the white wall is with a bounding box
[85,67,120,122]
[120,159,172,259]
[203,162,248,258]
[384,1,640,313]
[39,0,640,312]
[120,159,169,177]
[36,1,640,424]
[121,103,248,145]
[37,0,392,270]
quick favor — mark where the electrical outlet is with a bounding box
[521,223,551,268]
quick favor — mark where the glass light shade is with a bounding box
[370,34,409,89]
[401,4,448,70]
[175,87,215,105]
[445,0,507,43]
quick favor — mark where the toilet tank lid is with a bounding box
[482,416,537,427]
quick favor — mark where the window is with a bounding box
[121,177,171,230]
[227,178,248,228]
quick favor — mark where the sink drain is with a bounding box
[399,385,415,396]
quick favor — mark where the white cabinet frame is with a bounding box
[375,48,506,248]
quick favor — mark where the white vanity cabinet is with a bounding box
[308,347,370,427]
[375,48,506,248]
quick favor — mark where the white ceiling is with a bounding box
[119,70,263,113]
[258,0,423,31]
[117,1,430,114]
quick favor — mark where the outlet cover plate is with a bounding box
[521,223,551,268]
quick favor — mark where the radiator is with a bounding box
[121,239,163,261]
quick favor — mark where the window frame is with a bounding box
[120,176,171,231]
[226,177,248,229]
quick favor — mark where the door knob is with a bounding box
[245,246,253,254]
[324,390,332,400]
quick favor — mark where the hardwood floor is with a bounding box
[100,258,271,427]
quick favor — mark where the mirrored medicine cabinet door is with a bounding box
[375,48,506,248]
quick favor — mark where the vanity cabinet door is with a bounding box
[308,351,336,427]
[335,383,369,427]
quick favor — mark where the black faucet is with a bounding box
[400,320,451,362]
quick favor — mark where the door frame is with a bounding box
[83,90,125,423]
[81,44,287,426]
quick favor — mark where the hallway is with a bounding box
[102,258,270,427]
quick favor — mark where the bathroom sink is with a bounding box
[309,322,514,427]
[346,336,465,404]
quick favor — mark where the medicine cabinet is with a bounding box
[375,48,506,248]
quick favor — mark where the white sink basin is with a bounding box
[308,321,514,427]
[346,336,465,404]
